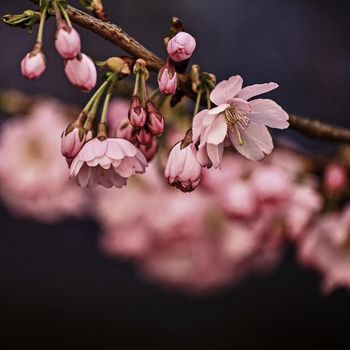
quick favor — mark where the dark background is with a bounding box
[1,0,350,348]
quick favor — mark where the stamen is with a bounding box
[224,106,250,146]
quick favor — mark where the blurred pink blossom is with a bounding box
[0,100,87,222]
[298,206,350,293]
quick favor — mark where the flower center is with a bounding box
[224,106,250,146]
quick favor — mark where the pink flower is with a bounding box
[298,206,350,293]
[167,32,196,62]
[128,96,146,129]
[192,75,289,167]
[136,128,153,145]
[61,125,86,158]
[69,138,147,188]
[165,142,202,192]
[0,100,87,222]
[64,53,97,92]
[55,27,81,59]
[324,163,347,194]
[158,68,177,95]
[146,100,164,136]
[138,138,158,161]
[20,51,46,80]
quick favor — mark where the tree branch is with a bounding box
[28,0,350,144]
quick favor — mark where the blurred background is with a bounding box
[0,0,350,348]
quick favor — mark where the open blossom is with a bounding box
[69,138,147,188]
[21,51,46,80]
[55,26,81,59]
[298,206,350,293]
[64,53,97,92]
[192,75,289,167]
[165,142,202,192]
[167,32,196,62]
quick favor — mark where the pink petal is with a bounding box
[210,75,243,106]
[192,109,212,143]
[76,164,92,187]
[230,98,251,113]
[206,143,224,169]
[196,146,211,167]
[237,82,278,100]
[229,122,273,161]
[208,104,230,115]
[206,114,227,145]
[249,99,289,129]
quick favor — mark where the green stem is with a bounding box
[140,73,148,105]
[100,74,117,124]
[57,1,72,27]
[83,86,105,129]
[193,90,202,117]
[133,72,140,97]
[83,75,113,113]
[36,0,48,46]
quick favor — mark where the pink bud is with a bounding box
[146,100,164,136]
[128,96,147,129]
[64,53,97,92]
[20,51,46,80]
[137,128,153,145]
[167,31,196,62]
[61,126,86,158]
[165,142,202,192]
[55,27,81,59]
[138,138,158,161]
[324,163,347,193]
[158,68,177,95]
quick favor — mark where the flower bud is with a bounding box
[137,127,153,145]
[167,31,196,62]
[128,96,146,129]
[165,142,202,192]
[138,138,158,161]
[146,100,164,136]
[64,53,97,92]
[61,123,86,158]
[55,26,81,59]
[20,50,46,80]
[158,66,177,95]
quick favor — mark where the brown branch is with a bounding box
[28,0,350,144]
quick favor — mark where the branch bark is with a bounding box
[28,0,350,144]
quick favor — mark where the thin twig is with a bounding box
[27,0,350,144]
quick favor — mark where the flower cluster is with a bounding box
[21,1,96,92]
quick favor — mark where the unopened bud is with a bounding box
[21,49,46,80]
[146,100,164,136]
[128,96,146,129]
[137,127,153,145]
[138,138,158,161]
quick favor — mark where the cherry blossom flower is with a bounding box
[192,75,289,166]
[21,51,46,80]
[298,206,350,293]
[55,26,81,59]
[64,53,97,92]
[69,138,147,188]
[0,100,86,222]
[324,163,347,194]
[167,32,196,62]
[165,142,202,192]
